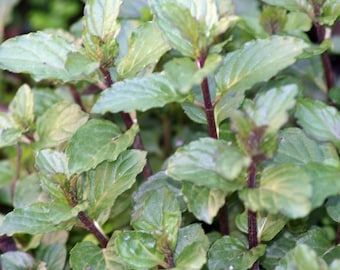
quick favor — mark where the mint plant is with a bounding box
[0,0,339,269]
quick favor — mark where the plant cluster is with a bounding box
[0,0,339,269]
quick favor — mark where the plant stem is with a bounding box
[77,211,108,248]
[69,84,87,112]
[196,52,229,235]
[100,67,153,180]
[312,2,335,91]
[248,161,259,270]
[336,223,340,245]
[0,235,17,252]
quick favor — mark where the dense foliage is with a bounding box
[0,0,340,269]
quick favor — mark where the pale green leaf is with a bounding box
[214,88,246,124]
[35,149,70,178]
[84,0,122,39]
[295,99,340,149]
[284,12,312,31]
[36,101,89,149]
[297,228,332,256]
[117,22,170,79]
[13,173,43,208]
[64,52,99,81]
[0,113,22,147]
[33,88,63,116]
[166,138,250,191]
[36,244,66,270]
[66,119,138,174]
[319,0,340,25]
[85,150,146,219]
[115,231,166,269]
[132,187,181,250]
[305,163,340,209]
[330,260,340,270]
[0,202,85,235]
[9,84,34,130]
[208,236,266,270]
[245,84,298,133]
[182,102,207,124]
[150,0,219,57]
[164,54,222,94]
[239,164,312,218]
[92,73,188,113]
[70,239,126,270]
[182,182,226,224]
[275,244,328,270]
[215,36,308,95]
[0,161,14,188]
[0,31,81,82]
[0,251,36,270]
[236,211,289,242]
[262,0,314,18]
[272,128,340,166]
[119,0,148,18]
[326,195,340,222]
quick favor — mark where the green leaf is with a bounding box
[261,232,297,269]
[182,102,207,124]
[0,113,22,147]
[36,101,89,149]
[35,149,70,178]
[150,0,219,57]
[0,31,81,82]
[275,244,328,270]
[262,0,314,18]
[0,161,14,188]
[85,150,146,220]
[9,84,34,130]
[167,138,250,191]
[92,73,188,113]
[284,12,312,32]
[297,227,332,256]
[239,164,312,218]
[117,22,170,79]
[208,236,266,270]
[70,239,126,270]
[214,88,246,124]
[272,128,340,166]
[13,173,42,208]
[132,187,181,250]
[326,195,340,222]
[330,259,340,270]
[295,99,340,149]
[244,84,298,133]
[164,54,222,94]
[84,0,121,40]
[36,244,66,270]
[174,224,210,269]
[33,88,63,116]
[0,202,85,235]
[236,211,289,242]
[215,36,308,95]
[182,182,226,224]
[115,231,166,269]
[0,251,36,270]
[66,119,137,174]
[319,0,340,26]
[64,52,99,81]
[304,163,340,209]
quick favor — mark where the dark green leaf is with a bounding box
[326,195,340,222]
[276,244,328,270]
[262,0,314,18]
[92,73,188,113]
[297,227,332,256]
[70,239,126,270]
[117,22,170,78]
[272,128,340,166]
[132,187,181,250]
[208,236,266,270]
[0,31,80,82]
[167,138,250,191]
[0,251,36,270]
[239,164,312,218]
[66,119,137,174]
[115,231,166,269]
[85,150,146,220]
[182,182,226,224]
[0,202,85,235]
[295,99,340,149]
[36,244,66,270]
[215,36,308,95]
[36,101,89,149]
